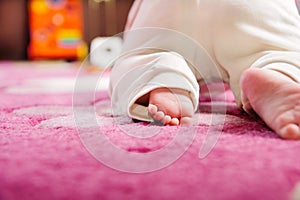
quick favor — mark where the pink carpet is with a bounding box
[1,61,300,200]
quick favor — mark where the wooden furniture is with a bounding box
[0,0,28,60]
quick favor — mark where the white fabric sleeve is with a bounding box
[109,0,203,122]
[109,51,199,122]
[251,51,300,83]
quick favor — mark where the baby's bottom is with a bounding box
[148,67,300,139]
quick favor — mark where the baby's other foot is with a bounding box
[148,88,194,126]
[241,68,300,139]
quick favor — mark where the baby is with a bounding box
[109,0,300,139]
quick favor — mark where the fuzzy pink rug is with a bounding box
[1,61,300,200]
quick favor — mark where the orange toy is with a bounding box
[28,0,87,60]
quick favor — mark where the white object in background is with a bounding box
[90,36,123,69]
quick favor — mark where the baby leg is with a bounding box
[240,67,300,139]
[208,0,300,139]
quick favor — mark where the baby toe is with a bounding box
[170,118,180,126]
[180,117,193,126]
[153,111,165,121]
[148,104,158,115]
[162,115,172,125]
[278,123,300,140]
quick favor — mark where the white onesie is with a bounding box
[109,0,300,122]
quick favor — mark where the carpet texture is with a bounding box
[1,61,300,200]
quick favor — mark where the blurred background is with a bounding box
[1,0,300,62]
[0,0,134,61]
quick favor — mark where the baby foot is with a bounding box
[240,68,300,139]
[148,88,194,126]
